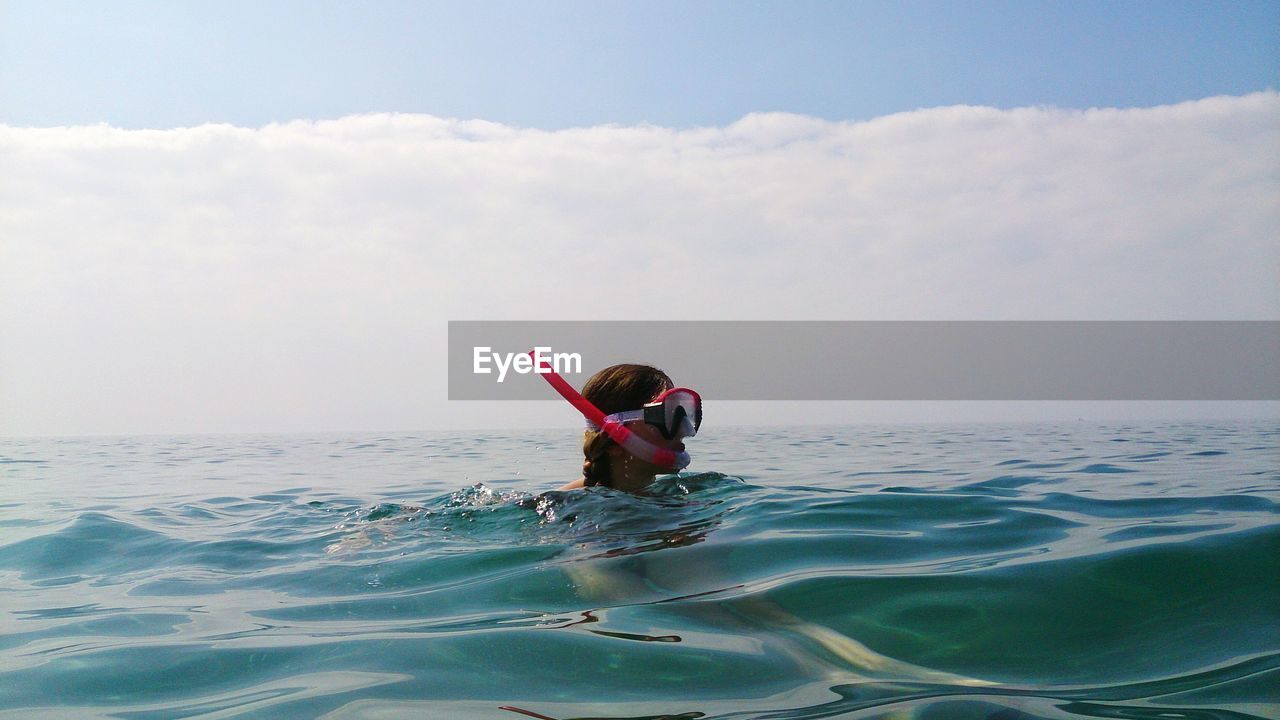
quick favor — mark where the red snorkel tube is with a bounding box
[530,352,691,471]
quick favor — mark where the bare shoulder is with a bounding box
[558,477,586,491]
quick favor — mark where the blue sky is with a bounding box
[2,1,1277,434]
[2,0,1276,129]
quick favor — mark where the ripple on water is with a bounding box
[0,423,1276,718]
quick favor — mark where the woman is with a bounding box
[553,363,701,493]
[531,361,999,690]
[541,363,992,689]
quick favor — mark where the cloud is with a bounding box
[2,94,1277,434]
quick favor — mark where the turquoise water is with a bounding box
[1,422,1277,719]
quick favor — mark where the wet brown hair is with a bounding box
[580,363,674,488]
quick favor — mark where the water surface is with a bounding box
[1,422,1277,718]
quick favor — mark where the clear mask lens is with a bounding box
[661,390,701,439]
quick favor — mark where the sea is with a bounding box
[1,421,1277,719]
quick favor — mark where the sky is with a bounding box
[1,1,1278,436]
[3,0,1278,129]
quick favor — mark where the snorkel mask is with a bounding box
[591,387,702,441]
[530,352,698,471]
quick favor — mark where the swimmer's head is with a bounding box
[581,363,678,490]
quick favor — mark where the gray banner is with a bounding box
[448,321,1279,401]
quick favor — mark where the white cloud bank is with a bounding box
[2,94,1277,435]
